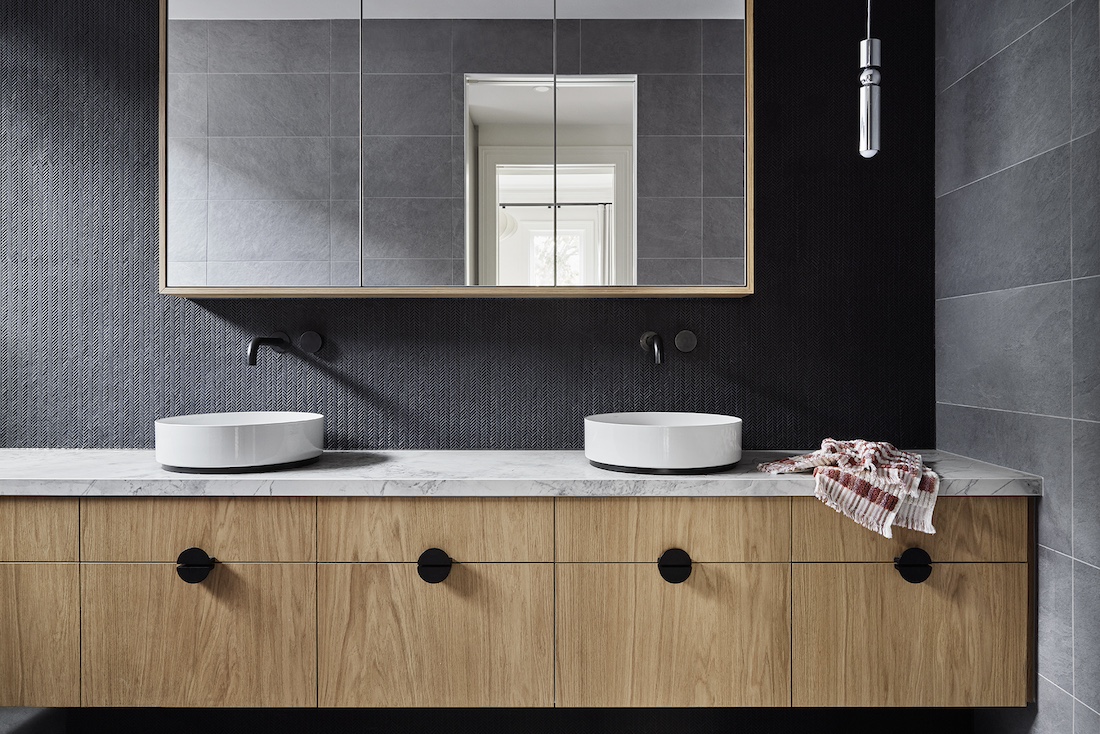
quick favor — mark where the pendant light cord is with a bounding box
[866,0,872,39]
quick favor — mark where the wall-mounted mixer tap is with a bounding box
[640,331,663,365]
[246,333,289,366]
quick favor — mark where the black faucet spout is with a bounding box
[640,331,663,365]
[247,335,288,366]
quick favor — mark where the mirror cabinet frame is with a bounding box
[157,0,754,298]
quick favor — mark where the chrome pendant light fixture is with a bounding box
[859,0,881,157]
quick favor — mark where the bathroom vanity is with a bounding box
[0,450,1038,709]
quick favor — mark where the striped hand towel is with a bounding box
[758,439,939,538]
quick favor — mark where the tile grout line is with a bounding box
[1069,4,1076,708]
[935,139,1072,199]
[936,401,1094,424]
[1039,544,1100,573]
[937,272,1100,302]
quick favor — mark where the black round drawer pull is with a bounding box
[894,547,932,584]
[176,547,217,584]
[658,548,692,584]
[417,548,453,584]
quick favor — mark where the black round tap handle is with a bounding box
[658,548,692,584]
[417,548,453,584]
[894,547,933,584]
[176,547,218,584]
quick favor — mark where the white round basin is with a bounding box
[584,412,742,474]
[155,411,324,473]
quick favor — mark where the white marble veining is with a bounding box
[0,449,1041,497]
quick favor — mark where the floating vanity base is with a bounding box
[588,460,739,475]
[160,455,322,475]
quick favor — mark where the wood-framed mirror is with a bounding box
[159,0,753,297]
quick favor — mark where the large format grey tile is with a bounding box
[208,200,330,261]
[166,200,207,262]
[331,20,360,73]
[207,260,330,287]
[1072,0,1100,138]
[452,20,554,75]
[637,198,701,259]
[330,74,360,137]
[330,137,359,201]
[637,258,700,286]
[702,20,744,74]
[702,258,746,286]
[208,75,330,137]
[935,0,1066,93]
[362,19,451,73]
[637,137,700,198]
[167,20,206,74]
[1075,560,1100,712]
[361,258,452,287]
[1076,277,1100,421]
[166,137,207,201]
[331,261,360,287]
[330,200,359,263]
[362,74,451,136]
[702,197,745,259]
[974,677,1074,734]
[362,198,451,259]
[208,137,330,201]
[637,75,700,136]
[937,403,1073,553]
[702,137,745,197]
[167,74,207,138]
[1038,545,1075,691]
[1075,132,1100,278]
[1075,420,1100,567]
[207,20,329,73]
[363,136,450,198]
[451,199,465,260]
[936,8,1070,195]
[1078,701,1100,734]
[555,19,581,75]
[936,281,1072,416]
[935,145,1070,298]
[579,20,700,74]
[702,75,745,136]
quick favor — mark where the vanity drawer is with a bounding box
[81,498,315,562]
[318,498,553,562]
[0,498,78,562]
[556,497,791,563]
[792,497,1029,563]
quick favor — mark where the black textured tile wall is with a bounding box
[0,0,935,452]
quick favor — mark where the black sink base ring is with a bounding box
[160,455,322,475]
[589,460,739,475]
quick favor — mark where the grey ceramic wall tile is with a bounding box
[452,20,554,75]
[452,259,467,287]
[975,677,1074,734]
[637,198,701,259]
[330,74,360,137]
[935,0,1066,93]
[937,403,1073,553]
[702,197,745,259]
[935,9,1070,195]
[935,145,1070,298]
[936,282,1072,416]
[362,19,451,73]
[330,137,360,201]
[555,19,581,75]
[637,75,700,136]
[166,200,207,262]
[702,75,745,136]
[363,136,450,198]
[452,199,465,260]
[579,20,700,74]
[702,20,744,75]
[1076,420,1100,569]
[331,20,360,73]
[637,137,700,198]
[361,258,452,286]
[452,74,466,137]
[451,137,464,199]
[166,137,207,201]
[702,137,745,197]
[166,262,206,287]
[167,74,207,138]
[208,137,330,201]
[208,75,330,137]
[363,74,451,136]
[167,20,206,74]
[1078,701,1100,734]
[362,198,451,259]
[637,258,700,286]
[207,20,329,73]
[1076,277,1100,421]
[1076,560,1100,711]
[1074,132,1100,278]
[208,200,330,261]
[702,258,746,286]
[1038,545,1075,690]
[330,261,360,287]
[330,200,359,262]
[1072,0,1100,138]
[207,260,330,287]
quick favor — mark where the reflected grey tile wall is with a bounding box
[166,19,360,287]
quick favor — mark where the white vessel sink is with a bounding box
[155,411,324,473]
[584,412,742,474]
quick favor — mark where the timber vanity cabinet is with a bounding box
[0,495,1033,708]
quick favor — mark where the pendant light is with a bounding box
[859,0,881,158]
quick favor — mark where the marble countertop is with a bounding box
[0,449,1041,497]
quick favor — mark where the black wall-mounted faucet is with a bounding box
[246,334,289,366]
[640,331,663,365]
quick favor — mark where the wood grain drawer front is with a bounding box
[319,563,553,707]
[81,498,315,562]
[556,563,791,707]
[557,497,791,563]
[792,497,1029,562]
[792,563,1028,707]
[0,564,79,707]
[82,562,316,707]
[0,498,78,561]
[318,498,553,562]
